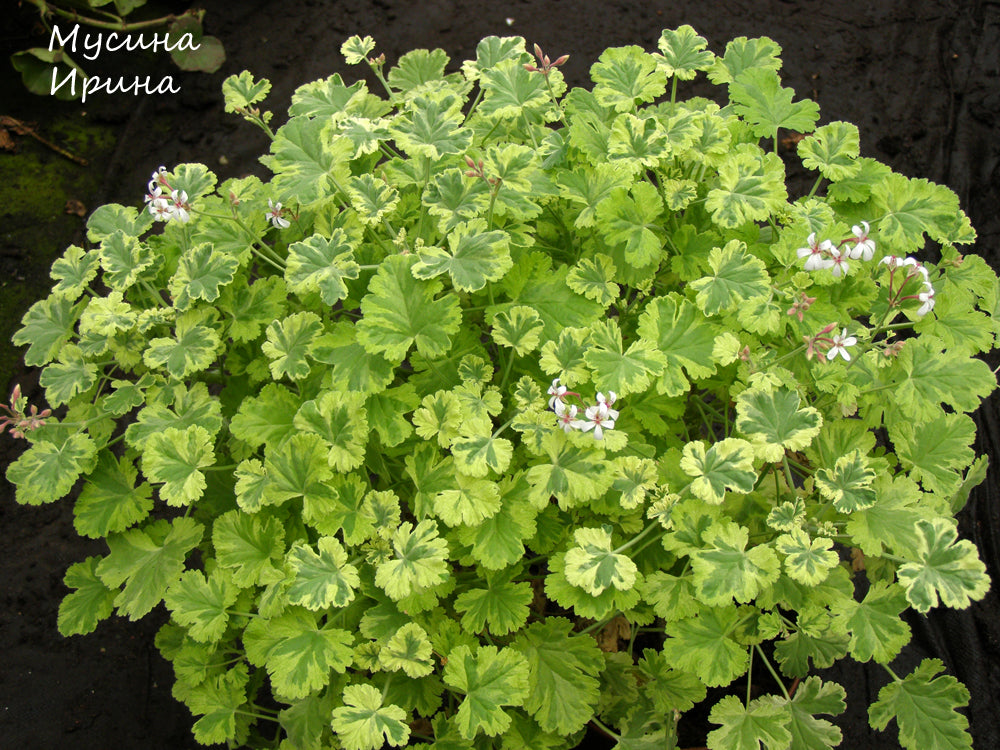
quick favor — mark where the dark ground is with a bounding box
[1,1,999,748]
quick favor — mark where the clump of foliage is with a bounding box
[7,26,997,750]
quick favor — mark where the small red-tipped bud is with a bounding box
[818,322,838,335]
[534,43,544,61]
[523,63,537,72]
[465,155,476,168]
[552,54,570,67]
[465,170,477,178]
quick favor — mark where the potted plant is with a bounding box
[6,26,995,749]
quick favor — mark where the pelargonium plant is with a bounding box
[7,26,998,750]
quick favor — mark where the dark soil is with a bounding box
[2,1,999,748]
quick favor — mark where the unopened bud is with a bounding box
[552,54,570,67]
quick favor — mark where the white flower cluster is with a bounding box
[878,255,936,316]
[144,166,191,223]
[547,378,620,440]
[796,221,875,277]
[797,221,935,316]
[265,199,290,229]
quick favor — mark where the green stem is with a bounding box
[24,0,184,31]
[754,644,790,700]
[613,522,661,556]
[590,717,621,742]
[746,644,755,708]
[807,175,824,198]
[781,455,796,491]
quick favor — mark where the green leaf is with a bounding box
[219,275,287,342]
[423,170,490,233]
[636,293,718,396]
[262,117,353,206]
[50,245,99,299]
[782,676,846,750]
[347,174,400,225]
[222,70,271,112]
[13,293,83,367]
[814,449,877,512]
[412,220,512,292]
[455,570,532,636]
[230,383,301,449]
[312,323,397,396]
[479,58,553,119]
[583,318,667,396]
[890,412,976,497]
[73,452,153,539]
[168,243,240,310]
[690,521,780,606]
[590,46,666,112]
[595,183,665,267]
[706,150,788,228]
[708,36,783,85]
[96,517,204,619]
[100,230,156,291]
[896,519,990,613]
[798,121,861,181]
[680,438,757,505]
[491,305,545,356]
[442,644,531,739]
[58,556,116,636]
[829,581,911,663]
[872,174,975,249]
[332,683,411,750]
[243,608,354,700]
[656,25,715,80]
[357,254,462,362]
[211,509,285,587]
[662,606,749,687]
[187,666,249,745]
[888,338,996,424]
[390,94,472,159]
[450,434,514,479]
[143,425,215,506]
[375,520,450,600]
[776,529,840,586]
[869,659,972,750]
[525,431,613,511]
[12,47,86,100]
[39,344,97,407]
[564,526,639,596]
[379,622,435,677]
[262,312,323,381]
[511,618,603,734]
[144,317,221,380]
[7,433,97,506]
[729,68,820,138]
[690,240,771,316]
[341,35,376,65]
[388,47,452,94]
[86,203,153,243]
[163,568,239,643]
[294,391,369,472]
[735,386,823,462]
[291,74,387,120]
[286,536,360,610]
[707,694,791,750]
[566,254,620,306]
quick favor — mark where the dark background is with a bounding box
[1,1,998,748]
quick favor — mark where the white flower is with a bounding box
[826,328,857,361]
[266,199,290,229]
[167,189,191,223]
[547,378,568,410]
[878,254,918,271]
[828,247,849,277]
[554,400,578,432]
[595,391,619,421]
[573,402,615,440]
[917,282,936,316]
[147,196,172,222]
[797,233,835,271]
[847,220,876,261]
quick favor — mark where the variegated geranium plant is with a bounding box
[7,26,997,750]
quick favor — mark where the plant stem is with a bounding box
[24,0,184,31]
[754,644,790,700]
